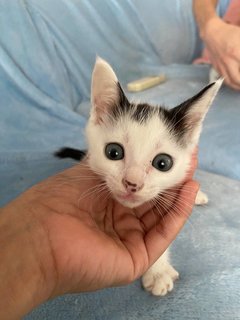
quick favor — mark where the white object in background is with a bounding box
[127,75,166,92]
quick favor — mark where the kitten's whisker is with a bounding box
[153,197,180,229]
[82,182,110,214]
[147,185,198,194]
[148,199,159,227]
[99,188,112,205]
[151,199,167,226]
[152,195,181,228]
[153,195,196,229]
[159,190,199,206]
[158,193,197,214]
[77,182,107,205]
[63,176,102,182]
[168,203,196,230]
[47,175,104,192]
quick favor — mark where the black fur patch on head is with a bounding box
[110,83,155,123]
[161,82,215,143]
[110,81,214,137]
[131,103,154,123]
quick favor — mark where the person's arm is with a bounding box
[193,0,240,90]
[193,0,219,38]
[0,202,55,320]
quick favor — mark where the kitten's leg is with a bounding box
[142,188,207,296]
[142,249,179,296]
[195,189,208,205]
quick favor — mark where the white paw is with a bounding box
[195,189,208,206]
[142,264,179,296]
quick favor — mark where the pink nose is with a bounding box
[122,179,144,193]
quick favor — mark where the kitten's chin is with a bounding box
[114,194,146,208]
[117,199,143,208]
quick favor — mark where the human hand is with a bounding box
[0,151,198,319]
[202,16,240,90]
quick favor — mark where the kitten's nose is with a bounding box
[122,166,145,192]
[122,178,144,193]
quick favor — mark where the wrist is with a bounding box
[0,195,57,319]
[200,15,223,41]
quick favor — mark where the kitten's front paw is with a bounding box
[142,264,179,296]
[195,189,208,206]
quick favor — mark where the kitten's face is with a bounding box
[87,109,192,208]
[86,58,222,208]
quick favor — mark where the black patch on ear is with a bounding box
[54,147,86,161]
[118,83,130,110]
[162,82,215,141]
[111,83,130,119]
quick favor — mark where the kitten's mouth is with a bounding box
[115,192,142,205]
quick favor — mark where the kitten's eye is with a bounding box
[105,143,124,160]
[152,154,173,172]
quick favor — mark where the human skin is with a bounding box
[193,0,240,90]
[0,155,198,319]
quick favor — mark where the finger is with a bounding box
[224,75,240,91]
[191,146,198,169]
[214,58,240,90]
[146,179,198,231]
[211,60,232,86]
[51,162,111,216]
[224,59,240,90]
[144,180,199,265]
[136,183,182,227]
[138,184,183,232]
[185,147,198,180]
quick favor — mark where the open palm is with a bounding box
[29,158,198,297]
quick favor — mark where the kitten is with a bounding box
[56,57,222,296]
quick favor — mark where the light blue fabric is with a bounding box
[0,0,239,319]
[1,0,237,177]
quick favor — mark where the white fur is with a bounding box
[91,57,118,122]
[142,250,179,296]
[195,189,209,205]
[86,58,222,296]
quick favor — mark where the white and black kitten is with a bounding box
[56,58,222,296]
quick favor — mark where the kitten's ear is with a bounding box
[169,79,223,145]
[91,57,129,123]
